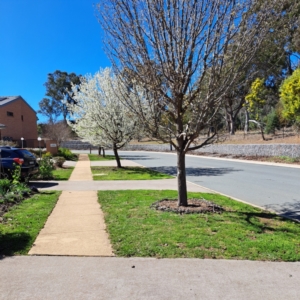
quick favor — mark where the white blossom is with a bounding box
[67,68,138,166]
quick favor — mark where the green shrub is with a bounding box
[38,156,54,179]
[42,152,52,158]
[11,182,31,198]
[11,164,21,184]
[265,110,280,134]
[0,165,24,203]
[0,179,11,196]
[57,147,77,160]
[0,178,31,204]
[4,183,31,202]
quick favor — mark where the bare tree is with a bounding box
[44,121,72,147]
[97,0,289,206]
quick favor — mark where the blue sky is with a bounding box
[0,0,110,122]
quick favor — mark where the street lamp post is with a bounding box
[38,137,42,159]
[21,137,24,148]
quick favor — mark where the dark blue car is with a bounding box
[0,147,39,180]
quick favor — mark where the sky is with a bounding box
[0,0,110,123]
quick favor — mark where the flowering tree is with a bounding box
[280,68,300,124]
[68,68,138,167]
[245,78,268,139]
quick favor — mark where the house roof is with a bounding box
[0,96,37,114]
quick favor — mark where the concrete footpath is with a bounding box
[1,256,299,299]
[32,178,212,192]
[29,154,113,256]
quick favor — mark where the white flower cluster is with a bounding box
[67,68,138,150]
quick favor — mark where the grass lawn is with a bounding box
[92,166,173,180]
[52,167,74,180]
[98,190,300,261]
[0,191,61,256]
[88,154,119,161]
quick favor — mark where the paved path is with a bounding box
[32,178,212,192]
[69,154,93,181]
[29,154,113,256]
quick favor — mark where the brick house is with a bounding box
[0,96,38,146]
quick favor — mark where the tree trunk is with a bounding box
[177,150,188,207]
[103,148,105,157]
[98,147,102,155]
[260,125,266,141]
[225,111,230,133]
[228,113,235,135]
[113,144,121,168]
[244,109,249,134]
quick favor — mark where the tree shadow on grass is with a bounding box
[228,210,299,234]
[0,232,31,258]
[149,166,241,177]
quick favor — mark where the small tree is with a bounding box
[245,78,268,139]
[43,121,73,147]
[68,68,138,167]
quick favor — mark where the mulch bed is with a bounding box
[151,198,223,214]
[0,201,18,220]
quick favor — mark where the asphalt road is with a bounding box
[106,150,300,220]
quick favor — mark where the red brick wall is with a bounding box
[0,98,38,141]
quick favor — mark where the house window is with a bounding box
[21,115,24,121]
[7,111,14,117]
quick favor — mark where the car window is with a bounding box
[0,150,11,158]
[14,149,36,159]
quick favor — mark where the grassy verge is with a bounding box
[271,156,300,164]
[92,166,173,180]
[52,167,74,180]
[0,191,61,256]
[98,190,300,261]
[88,154,118,161]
